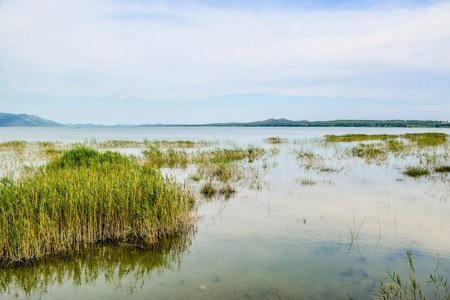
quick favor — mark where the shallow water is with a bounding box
[1,127,450,299]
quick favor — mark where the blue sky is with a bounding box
[1,0,449,124]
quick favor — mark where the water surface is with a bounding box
[1,127,450,299]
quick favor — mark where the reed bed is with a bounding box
[142,147,266,168]
[0,148,194,264]
[325,134,399,142]
[96,139,213,149]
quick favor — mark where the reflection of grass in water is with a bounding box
[0,148,194,264]
[404,167,430,177]
[0,234,194,299]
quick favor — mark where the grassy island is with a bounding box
[0,148,194,264]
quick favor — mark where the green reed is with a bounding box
[0,148,194,264]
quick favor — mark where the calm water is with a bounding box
[1,126,450,299]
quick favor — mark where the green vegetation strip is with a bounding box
[0,148,194,264]
[325,132,448,146]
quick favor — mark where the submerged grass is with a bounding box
[0,148,194,264]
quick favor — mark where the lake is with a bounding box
[1,126,450,299]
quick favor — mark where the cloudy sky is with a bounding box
[1,0,449,124]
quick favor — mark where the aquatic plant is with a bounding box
[0,140,27,151]
[434,166,450,173]
[376,251,450,300]
[350,144,387,160]
[0,148,194,264]
[325,134,399,142]
[263,137,288,144]
[404,167,430,177]
[218,184,236,198]
[404,133,448,147]
[200,182,217,198]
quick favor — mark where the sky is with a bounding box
[0,0,449,125]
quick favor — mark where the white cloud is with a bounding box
[1,0,450,101]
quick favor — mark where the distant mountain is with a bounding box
[140,118,450,128]
[65,123,135,127]
[0,113,63,127]
[206,119,450,127]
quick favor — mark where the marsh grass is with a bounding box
[297,177,317,186]
[404,167,431,177]
[326,134,399,142]
[350,144,387,160]
[0,148,194,264]
[200,182,217,198]
[97,139,212,149]
[0,141,27,151]
[326,133,448,146]
[263,137,288,144]
[218,184,236,198]
[435,166,450,173]
[375,251,450,300]
[404,133,448,147]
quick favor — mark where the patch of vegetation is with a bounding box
[325,134,399,142]
[350,144,387,160]
[0,140,27,151]
[0,148,194,264]
[298,178,317,186]
[97,139,212,149]
[142,147,189,168]
[404,166,430,177]
[263,137,288,144]
[404,132,448,147]
[218,184,236,198]
[200,182,217,198]
[434,166,450,173]
[375,251,449,300]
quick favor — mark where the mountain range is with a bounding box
[0,113,62,127]
[1,113,449,128]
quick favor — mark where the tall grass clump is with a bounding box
[0,148,194,264]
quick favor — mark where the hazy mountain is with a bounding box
[0,113,63,127]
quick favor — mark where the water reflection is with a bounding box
[0,231,195,299]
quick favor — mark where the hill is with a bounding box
[140,118,450,128]
[0,113,63,127]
